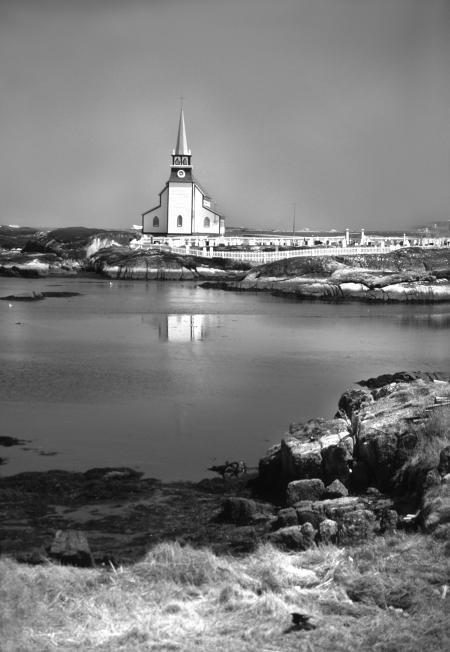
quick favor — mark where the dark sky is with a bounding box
[1,0,449,231]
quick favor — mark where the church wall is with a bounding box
[167,183,193,234]
[192,186,221,235]
[142,187,168,233]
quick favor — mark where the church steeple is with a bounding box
[172,107,192,169]
[175,108,190,156]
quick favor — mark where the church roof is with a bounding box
[174,107,191,156]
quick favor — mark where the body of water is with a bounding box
[0,277,449,480]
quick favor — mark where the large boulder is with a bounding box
[257,373,450,532]
[353,378,450,492]
[286,479,325,505]
[282,418,352,484]
[324,479,349,498]
[258,418,352,497]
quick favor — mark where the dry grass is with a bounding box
[2,534,450,651]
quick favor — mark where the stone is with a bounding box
[364,432,399,492]
[281,418,351,482]
[338,509,376,544]
[324,479,348,498]
[300,522,317,547]
[268,524,316,551]
[319,518,339,543]
[338,386,373,420]
[275,507,298,528]
[352,377,450,492]
[296,508,323,530]
[0,436,27,447]
[0,291,45,302]
[47,529,94,567]
[281,437,323,483]
[222,497,271,525]
[319,497,362,518]
[286,479,325,505]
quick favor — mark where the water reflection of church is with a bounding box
[159,314,208,342]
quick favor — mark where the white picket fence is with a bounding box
[168,245,394,263]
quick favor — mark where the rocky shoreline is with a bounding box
[0,226,249,281]
[1,226,450,300]
[202,248,450,302]
[1,371,449,566]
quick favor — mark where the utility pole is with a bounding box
[292,203,296,236]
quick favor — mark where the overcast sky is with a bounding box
[1,0,449,231]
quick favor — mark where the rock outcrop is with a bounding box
[208,248,450,302]
[22,227,133,259]
[89,247,249,281]
[1,372,449,561]
[257,372,450,541]
[2,226,450,296]
[0,226,250,280]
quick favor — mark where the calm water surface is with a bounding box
[0,277,449,480]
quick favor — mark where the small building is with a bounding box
[142,109,225,237]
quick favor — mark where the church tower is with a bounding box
[142,108,225,237]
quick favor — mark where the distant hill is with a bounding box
[0,225,39,250]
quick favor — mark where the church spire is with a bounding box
[171,106,192,170]
[174,107,191,156]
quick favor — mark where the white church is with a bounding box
[141,109,225,237]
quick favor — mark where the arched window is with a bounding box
[153,216,159,227]
[174,157,181,165]
[182,157,188,165]
[203,217,210,228]
[177,215,183,227]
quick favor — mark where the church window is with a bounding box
[182,157,188,165]
[203,217,210,228]
[177,215,183,227]
[174,157,181,165]
[153,216,159,227]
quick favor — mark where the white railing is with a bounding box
[167,245,394,263]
